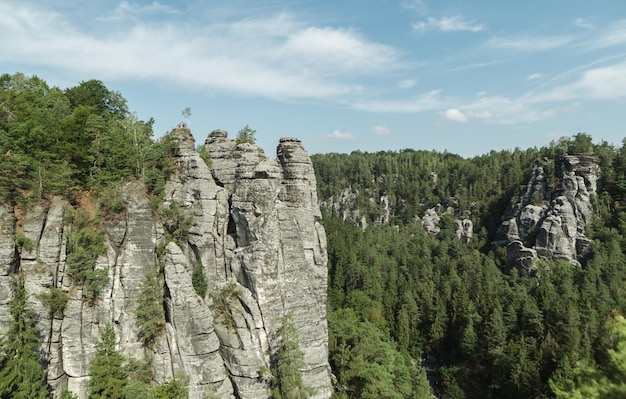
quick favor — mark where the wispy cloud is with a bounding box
[486,34,574,51]
[587,19,626,49]
[372,125,391,135]
[0,1,400,101]
[573,17,593,29]
[527,73,543,81]
[446,59,503,72]
[327,130,355,140]
[398,79,417,88]
[440,58,626,126]
[527,60,626,102]
[100,1,181,22]
[352,90,448,112]
[444,108,492,123]
[413,16,485,33]
[401,0,427,13]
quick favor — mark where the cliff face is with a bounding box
[0,127,331,399]
[495,155,600,271]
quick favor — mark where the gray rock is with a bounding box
[421,208,441,235]
[496,155,600,270]
[0,126,332,399]
[455,219,473,244]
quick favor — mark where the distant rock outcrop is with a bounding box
[0,127,332,399]
[495,155,600,271]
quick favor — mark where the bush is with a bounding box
[212,280,243,331]
[159,200,191,245]
[136,270,165,347]
[38,287,68,317]
[192,260,207,298]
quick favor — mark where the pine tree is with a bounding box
[271,313,313,399]
[0,282,50,399]
[88,323,128,399]
[136,270,165,347]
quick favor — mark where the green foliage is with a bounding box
[550,314,626,398]
[329,308,432,399]
[236,124,256,144]
[211,280,243,331]
[88,323,128,399]
[160,200,192,245]
[0,282,50,399]
[567,132,594,155]
[192,259,207,298]
[15,233,33,252]
[97,182,126,218]
[60,389,79,399]
[0,72,173,208]
[66,208,108,304]
[270,312,314,399]
[198,145,213,169]
[320,136,626,398]
[88,323,192,398]
[152,372,189,399]
[38,287,68,317]
[136,270,165,347]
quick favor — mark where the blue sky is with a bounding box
[2,0,626,157]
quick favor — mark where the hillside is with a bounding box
[312,135,626,398]
[0,73,331,399]
[3,72,626,399]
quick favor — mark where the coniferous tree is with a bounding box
[136,270,165,347]
[88,323,128,399]
[271,313,313,399]
[0,282,50,399]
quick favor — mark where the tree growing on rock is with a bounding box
[88,323,128,399]
[270,312,314,399]
[236,124,256,144]
[0,282,50,399]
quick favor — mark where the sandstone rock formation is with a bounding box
[495,155,600,271]
[0,127,332,399]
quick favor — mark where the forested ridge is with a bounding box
[2,72,626,398]
[312,136,626,398]
[0,73,189,398]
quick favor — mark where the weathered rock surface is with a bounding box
[495,155,600,271]
[0,127,332,399]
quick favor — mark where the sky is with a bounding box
[1,0,626,158]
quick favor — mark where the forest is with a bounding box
[1,72,626,398]
[312,135,626,398]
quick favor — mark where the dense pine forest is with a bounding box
[2,72,626,398]
[312,137,626,398]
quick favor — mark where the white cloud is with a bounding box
[467,110,492,119]
[372,125,391,135]
[443,108,490,123]
[527,73,543,81]
[444,108,468,123]
[0,1,399,101]
[282,27,399,73]
[486,34,574,51]
[401,0,427,13]
[100,1,181,22]
[352,90,448,112]
[589,19,626,49]
[530,60,626,102]
[327,130,355,140]
[447,60,503,72]
[398,79,417,89]
[413,16,485,33]
[573,17,593,29]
